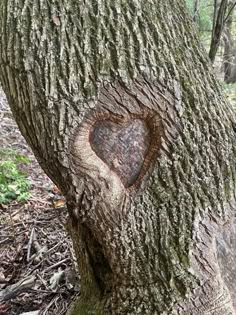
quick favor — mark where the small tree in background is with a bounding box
[186,0,236,84]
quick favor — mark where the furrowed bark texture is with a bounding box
[1,0,236,314]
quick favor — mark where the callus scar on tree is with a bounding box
[72,113,163,201]
[89,112,162,189]
[71,81,165,208]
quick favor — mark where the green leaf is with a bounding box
[0,149,31,204]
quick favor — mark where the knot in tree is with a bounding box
[90,117,150,188]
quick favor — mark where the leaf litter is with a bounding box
[0,88,79,315]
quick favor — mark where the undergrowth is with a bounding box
[0,149,31,204]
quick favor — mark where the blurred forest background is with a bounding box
[0,1,236,314]
[186,0,236,104]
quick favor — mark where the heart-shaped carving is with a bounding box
[89,119,151,188]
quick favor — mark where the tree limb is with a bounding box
[0,276,36,302]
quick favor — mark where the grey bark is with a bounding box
[0,0,236,314]
[227,63,236,83]
[223,9,234,82]
[226,50,236,83]
[223,1,236,83]
[209,0,228,63]
[193,0,200,23]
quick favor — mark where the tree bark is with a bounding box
[193,0,200,23]
[227,63,236,83]
[226,51,236,83]
[1,0,236,314]
[223,10,234,81]
[223,1,236,83]
[209,0,228,63]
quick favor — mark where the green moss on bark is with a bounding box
[66,294,104,315]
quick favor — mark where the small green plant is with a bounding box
[0,149,31,204]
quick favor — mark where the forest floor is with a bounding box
[0,88,79,315]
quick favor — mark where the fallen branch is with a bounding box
[19,311,40,315]
[44,258,70,273]
[0,275,36,302]
[27,227,35,262]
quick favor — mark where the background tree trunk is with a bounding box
[226,51,236,83]
[223,0,236,83]
[227,62,236,83]
[1,0,236,314]
[209,0,228,63]
[193,0,200,22]
[223,5,234,81]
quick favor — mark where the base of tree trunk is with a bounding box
[66,293,103,315]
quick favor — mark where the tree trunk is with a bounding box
[223,2,236,82]
[209,0,228,63]
[193,0,200,23]
[227,63,236,83]
[226,52,236,83]
[223,14,233,81]
[1,0,236,314]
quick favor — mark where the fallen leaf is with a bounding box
[53,199,66,208]
[0,303,10,314]
[0,271,5,282]
[53,185,60,194]
[49,270,64,290]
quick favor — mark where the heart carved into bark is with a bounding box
[89,119,151,188]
